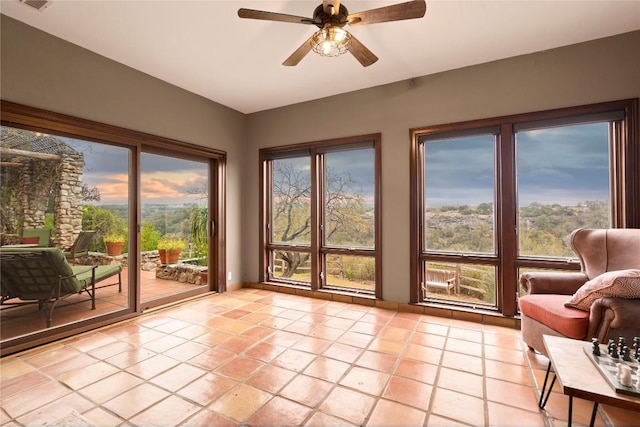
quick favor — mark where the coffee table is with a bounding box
[540,334,640,427]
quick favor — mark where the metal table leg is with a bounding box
[568,395,573,427]
[589,402,599,427]
[539,361,557,409]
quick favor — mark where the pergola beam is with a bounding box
[0,148,60,160]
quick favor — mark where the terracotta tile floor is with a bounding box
[2,288,639,426]
[0,268,205,340]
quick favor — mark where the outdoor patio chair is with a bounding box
[63,230,97,263]
[21,228,52,247]
[0,247,122,328]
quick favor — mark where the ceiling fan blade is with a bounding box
[322,0,341,15]
[347,0,426,26]
[283,35,314,66]
[349,35,378,67]
[238,8,313,25]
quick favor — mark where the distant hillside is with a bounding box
[426,201,609,256]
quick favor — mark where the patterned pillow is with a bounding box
[565,269,640,311]
[21,236,40,245]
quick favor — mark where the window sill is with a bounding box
[245,281,377,306]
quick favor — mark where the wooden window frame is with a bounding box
[260,134,382,299]
[410,99,639,316]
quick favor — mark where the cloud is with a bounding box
[61,138,208,205]
[424,134,494,206]
[325,148,375,196]
[423,122,610,206]
[516,122,609,205]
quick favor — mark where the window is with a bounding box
[411,99,639,316]
[261,135,381,297]
[516,122,611,258]
[269,155,312,283]
[140,151,210,305]
[1,125,133,335]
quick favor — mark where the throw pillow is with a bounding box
[565,269,640,311]
[21,236,40,245]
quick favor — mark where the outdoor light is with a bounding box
[311,26,352,57]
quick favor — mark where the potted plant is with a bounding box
[104,233,125,256]
[157,237,186,264]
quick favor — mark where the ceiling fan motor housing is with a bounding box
[312,4,349,28]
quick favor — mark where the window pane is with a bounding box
[140,153,209,303]
[323,149,375,248]
[422,261,495,305]
[0,126,131,338]
[271,249,311,283]
[325,254,374,292]
[423,135,496,253]
[516,123,610,257]
[271,157,311,244]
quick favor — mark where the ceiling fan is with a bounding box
[238,0,427,67]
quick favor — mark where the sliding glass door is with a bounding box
[140,151,211,308]
[0,125,133,340]
[1,101,226,355]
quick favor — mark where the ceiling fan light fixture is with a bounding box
[311,26,351,57]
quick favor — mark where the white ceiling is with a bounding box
[2,0,639,114]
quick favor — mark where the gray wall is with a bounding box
[2,14,638,303]
[245,30,640,303]
[0,15,247,285]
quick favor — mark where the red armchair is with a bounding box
[519,228,640,356]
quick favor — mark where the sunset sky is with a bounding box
[63,138,208,206]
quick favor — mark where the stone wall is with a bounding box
[0,149,84,247]
[54,153,85,247]
[84,250,207,286]
[156,263,207,285]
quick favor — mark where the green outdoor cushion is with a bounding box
[21,228,52,247]
[73,264,122,287]
[0,247,119,301]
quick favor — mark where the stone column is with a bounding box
[54,153,84,247]
[20,159,52,228]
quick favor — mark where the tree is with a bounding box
[81,184,101,202]
[82,205,127,252]
[271,162,371,278]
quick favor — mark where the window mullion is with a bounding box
[498,124,518,316]
[310,151,321,291]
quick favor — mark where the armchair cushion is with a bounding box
[519,294,589,339]
[564,269,640,311]
[21,237,40,245]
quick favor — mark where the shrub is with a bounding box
[157,237,186,251]
[140,223,161,251]
[104,233,125,243]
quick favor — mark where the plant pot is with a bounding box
[105,241,124,256]
[166,248,181,264]
[158,249,167,264]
